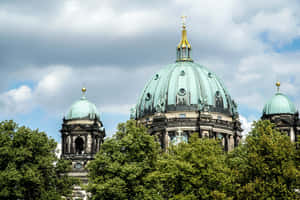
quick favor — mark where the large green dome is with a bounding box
[65,90,100,120]
[263,92,297,115]
[133,23,238,119]
[135,61,238,119]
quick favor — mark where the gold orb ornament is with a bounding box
[275,81,280,92]
[82,87,87,93]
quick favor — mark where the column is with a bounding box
[229,135,234,151]
[164,131,169,150]
[86,134,92,154]
[290,128,295,142]
[71,136,74,154]
[66,135,71,153]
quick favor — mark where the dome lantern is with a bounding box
[176,16,193,62]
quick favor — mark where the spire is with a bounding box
[176,16,193,62]
[81,87,87,100]
[276,81,281,93]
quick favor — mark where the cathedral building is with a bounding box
[261,82,299,143]
[131,20,243,151]
[60,21,299,199]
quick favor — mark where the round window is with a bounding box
[178,88,186,96]
[145,93,151,101]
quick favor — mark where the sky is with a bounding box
[0,0,300,142]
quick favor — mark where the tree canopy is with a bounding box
[86,119,300,199]
[87,120,161,200]
[146,134,235,200]
[0,120,77,200]
[228,120,300,199]
[87,121,236,200]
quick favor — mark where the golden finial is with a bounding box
[177,16,191,49]
[82,87,86,93]
[276,81,280,92]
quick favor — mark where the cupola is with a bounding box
[263,82,297,115]
[65,88,100,120]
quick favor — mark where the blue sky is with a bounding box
[1,0,300,142]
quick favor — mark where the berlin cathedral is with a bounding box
[60,21,300,199]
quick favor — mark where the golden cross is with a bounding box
[181,16,187,26]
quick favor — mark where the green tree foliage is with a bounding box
[0,120,77,200]
[87,120,161,200]
[146,133,234,200]
[88,119,299,200]
[228,120,300,200]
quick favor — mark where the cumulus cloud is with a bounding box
[0,85,33,115]
[0,64,161,117]
[230,52,300,111]
[239,115,253,137]
[0,0,300,136]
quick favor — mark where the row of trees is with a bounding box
[0,120,77,200]
[87,120,300,200]
[0,119,299,199]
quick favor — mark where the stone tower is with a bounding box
[261,82,299,143]
[61,88,105,184]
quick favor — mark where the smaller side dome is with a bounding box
[65,88,100,120]
[263,82,297,115]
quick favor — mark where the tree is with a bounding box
[146,133,235,200]
[227,120,300,200]
[0,120,77,200]
[87,120,161,200]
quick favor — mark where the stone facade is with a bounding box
[262,112,299,143]
[139,111,242,151]
[60,117,105,184]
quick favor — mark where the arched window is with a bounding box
[75,137,84,155]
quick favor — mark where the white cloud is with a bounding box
[0,85,33,115]
[250,8,300,45]
[240,115,253,137]
[100,104,134,115]
[33,66,73,113]
[1,0,300,135]
[0,64,160,117]
[35,66,72,95]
